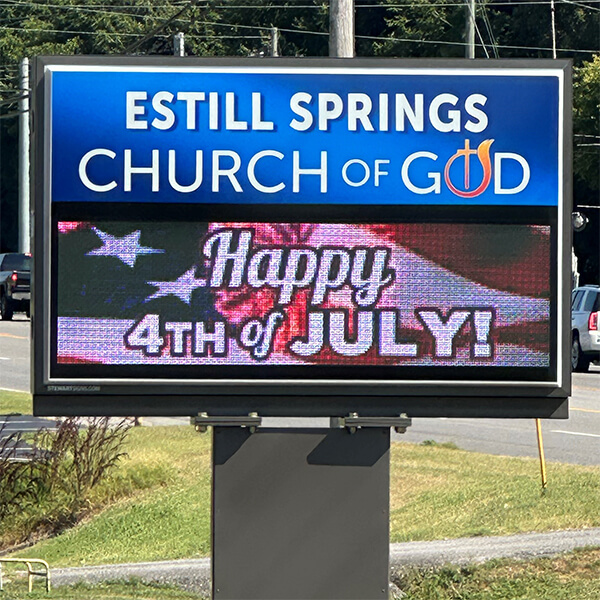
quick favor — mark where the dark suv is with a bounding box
[0,253,31,320]
[571,285,600,372]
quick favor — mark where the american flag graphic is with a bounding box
[55,221,550,369]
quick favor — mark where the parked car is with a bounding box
[0,253,31,320]
[571,284,600,372]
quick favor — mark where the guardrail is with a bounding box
[0,558,51,593]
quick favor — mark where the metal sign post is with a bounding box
[195,413,411,598]
[210,423,392,599]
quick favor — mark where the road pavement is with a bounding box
[395,365,600,466]
[2,315,599,465]
[0,314,29,393]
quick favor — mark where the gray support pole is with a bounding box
[18,57,30,254]
[329,0,354,57]
[212,427,390,599]
[466,0,476,59]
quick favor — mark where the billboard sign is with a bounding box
[32,57,571,417]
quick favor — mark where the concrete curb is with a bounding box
[389,527,600,570]
[50,528,600,594]
[53,557,212,596]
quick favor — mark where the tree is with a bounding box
[373,0,467,58]
[573,54,599,285]
[0,0,598,251]
[573,54,600,193]
[0,0,223,250]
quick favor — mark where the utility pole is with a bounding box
[466,0,475,59]
[271,27,279,57]
[174,32,185,57]
[329,0,354,58]
[550,0,557,60]
[19,57,30,254]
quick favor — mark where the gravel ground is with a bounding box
[51,527,600,595]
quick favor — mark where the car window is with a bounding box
[0,254,31,271]
[572,290,584,310]
[582,290,600,312]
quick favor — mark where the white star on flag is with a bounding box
[86,228,165,267]
[146,267,207,305]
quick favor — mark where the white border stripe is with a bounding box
[46,377,560,387]
[46,65,563,78]
[43,64,565,390]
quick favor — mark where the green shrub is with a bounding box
[0,418,131,545]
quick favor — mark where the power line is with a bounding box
[562,0,600,11]
[0,93,28,106]
[356,0,600,5]
[0,26,261,41]
[2,0,599,10]
[0,109,27,119]
[0,0,596,54]
[478,0,500,57]
[0,20,596,54]
[356,31,598,52]
[125,0,207,52]
[0,2,185,22]
[468,0,491,58]
[0,25,147,36]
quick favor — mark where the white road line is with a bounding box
[0,357,11,360]
[551,430,600,438]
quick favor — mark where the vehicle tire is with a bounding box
[0,293,14,321]
[571,335,590,372]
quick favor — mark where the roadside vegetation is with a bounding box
[0,3,598,281]
[2,390,599,569]
[0,578,206,599]
[389,440,600,542]
[0,389,31,415]
[1,548,600,599]
[1,410,133,549]
[394,547,600,600]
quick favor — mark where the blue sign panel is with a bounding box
[49,67,562,206]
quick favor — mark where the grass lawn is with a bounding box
[8,426,212,565]
[0,578,207,599]
[6,423,599,568]
[395,547,600,600]
[2,548,600,599]
[2,389,600,573]
[0,389,32,415]
[389,441,600,542]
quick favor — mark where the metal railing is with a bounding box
[0,558,51,593]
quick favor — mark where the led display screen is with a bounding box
[32,57,571,417]
[55,220,551,373]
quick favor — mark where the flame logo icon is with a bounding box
[444,139,494,198]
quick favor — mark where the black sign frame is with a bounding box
[32,56,572,418]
